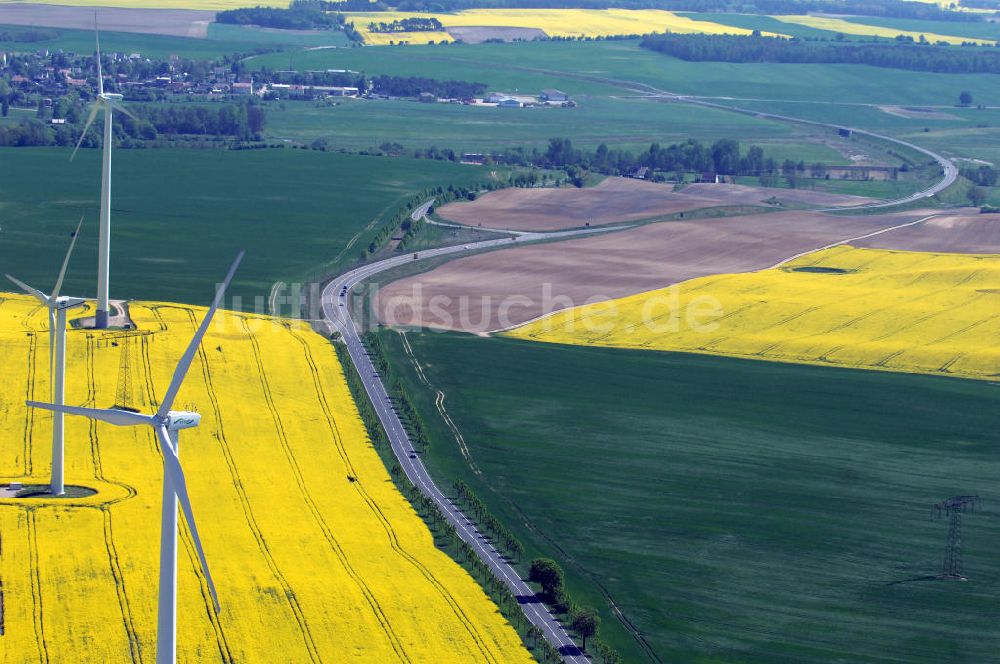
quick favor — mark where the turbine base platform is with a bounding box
[74,300,135,330]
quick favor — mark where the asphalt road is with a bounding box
[684,96,958,209]
[321,216,620,663]
[318,90,958,661]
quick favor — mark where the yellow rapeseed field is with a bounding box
[774,14,995,45]
[0,294,531,663]
[507,246,1000,382]
[346,9,772,44]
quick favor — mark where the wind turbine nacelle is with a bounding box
[101,93,124,101]
[55,296,88,311]
[166,412,201,431]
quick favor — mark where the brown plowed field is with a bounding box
[0,4,214,37]
[375,209,934,333]
[854,210,1000,254]
[436,177,877,231]
[446,26,547,43]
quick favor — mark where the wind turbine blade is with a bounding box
[156,425,220,611]
[26,400,154,427]
[6,274,49,306]
[52,216,84,300]
[111,100,137,121]
[70,103,100,162]
[94,13,103,97]
[157,251,244,417]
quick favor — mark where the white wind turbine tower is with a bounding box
[6,216,87,496]
[71,18,136,329]
[28,251,244,663]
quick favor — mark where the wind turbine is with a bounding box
[71,17,137,329]
[28,251,244,663]
[6,216,87,496]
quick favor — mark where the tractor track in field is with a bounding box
[240,319,412,664]
[177,520,236,664]
[700,267,986,365]
[167,307,322,664]
[26,510,49,664]
[22,331,36,476]
[134,326,235,664]
[391,333,661,663]
[140,335,162,456]
[87,335,144,664]
[284,325,502,664]
[399,331,481,476]
[101,509,144,663]
[0,533,4,637]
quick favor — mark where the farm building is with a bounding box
[498,98,522,108]
[541,88,569,102]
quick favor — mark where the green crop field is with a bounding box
[678,12,855,39]
[262,94,846,160]
[380,330,1000,663]
[0,22,346,59]
[0,147,489,305]
[250,40,1000,107]
[842,15,1000,42]
[205,22,350,47]
[249,43,624,97]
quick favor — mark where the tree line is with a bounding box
[961,164,998,186]
[640,33,1000,74]
[0,100,265,148]
[373,0,987,22]
[356,329,623,661]
[0,28,59,42]
[367,17,444,33]
[216,0,344,30]
[486,137,787,180]
[370,74,487,99]
[248,67,487,99]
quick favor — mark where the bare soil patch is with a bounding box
[854,210,1000,254]
[375,208,934,333]
[878,105,959,121]
[446,25,546,43]
[0,4,214,38]
[437,177,877,232]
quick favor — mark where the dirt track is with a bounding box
[376,209,934,333]
[0,4,214,38]
[854,211,1000,253]
[436,178,877,232]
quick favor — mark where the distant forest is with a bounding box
[0,102,265,148]
[0,28,59,42]
[371,0,987,21]
[368,17,444,33]
[641,33,1000,74]
[488,137,804,182]
[370,75,486,98]
[216,1,345,30]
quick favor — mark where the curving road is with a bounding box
[318,79,959,663]
[322,218,624,663]
[654,94,958,210]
